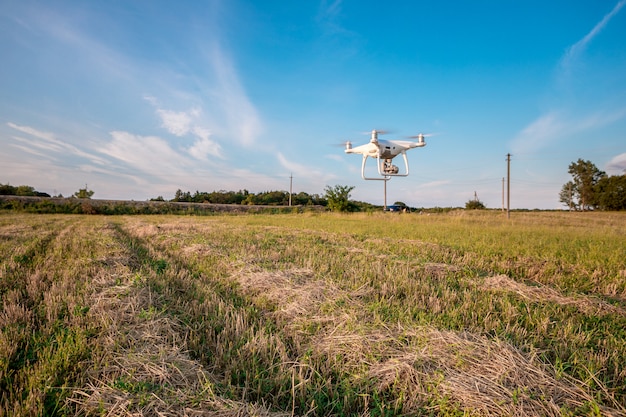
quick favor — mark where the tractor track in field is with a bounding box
[68,220,286,416]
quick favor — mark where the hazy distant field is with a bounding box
[1,211,625,416]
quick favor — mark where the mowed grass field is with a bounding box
[1,210,625,416]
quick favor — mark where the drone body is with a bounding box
[345,130,427,180]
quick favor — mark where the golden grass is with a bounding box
[482,274,626,317]
[233,267,619,415]
[2,211,626,416]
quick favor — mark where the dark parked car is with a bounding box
[384,205,406,212]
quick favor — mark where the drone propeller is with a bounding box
[407,133,435,139]
[362,129,392,135]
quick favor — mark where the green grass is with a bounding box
[1,211,625,415]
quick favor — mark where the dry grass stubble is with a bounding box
[68,224,287,417]
[482,274,626,317]
[236,266,621,416]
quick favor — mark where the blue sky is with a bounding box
[1,0,625,209]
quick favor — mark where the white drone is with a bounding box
[345,129,428,181]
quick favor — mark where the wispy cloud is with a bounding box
[560,0,626,70]
[512,1,626,154]
[510,107,626,154]
[277,152,335,182]
[7,122,56,141]
[317,0,344,34]
[606,153,626,174]
[10,140,56,159]
[99,131,192,179]
[208,43,263,147]
[510,111,565,154]
[7,122,107,165]
[418,179,452,189]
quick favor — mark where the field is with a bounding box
[1,210,625,416]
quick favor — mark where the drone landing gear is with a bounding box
[360,152,409,180]
[359,156,401,210]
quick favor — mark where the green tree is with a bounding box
[74,186,94,199]
[559,181,576,211]
[16,185,36,196]
[595,175,626,211]
[173,189,192,202]
[0,183,17,195]
[560,159,606,211]
[465,199,486,210]
[324,185,355,212]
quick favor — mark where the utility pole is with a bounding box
[289,173,293,206]
[506,153,511,219]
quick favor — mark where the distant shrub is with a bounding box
[465,199,486,210]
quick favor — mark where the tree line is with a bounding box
[161,189,327,206]
[559,159,626,211]
[1,184,378,213]
[161,186,382,212]
[0,184,95,199]
[0,184,51,197]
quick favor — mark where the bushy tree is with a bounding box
[560,159,606,211]
[16,185,36,196]
[173,189,192,202]
[324,185,355,212]
[465,199,486,210]
[559,181,576,211]
[595,175,626,211]
[0,184,17,195]
[74,186,94,199]
[1,183,48,197]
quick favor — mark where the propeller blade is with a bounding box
[407,133,434,139]
[360,129,393,135]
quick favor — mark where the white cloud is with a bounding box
[99,131,191,179]
[209,43,263,146]
[157,109,193,136]
[517,1,626,156]
[147,101,223,160]
[277,152,335,182]
[7,122,53,140]
[510,111,565,154]
[188,127,222,160]
[325,154,343,162]
[418,179,452,189]
[606,153,626,174]
[10,141,55,159]
[7,122,107,165]
[561,0,626,70]
[511,107,626,154]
